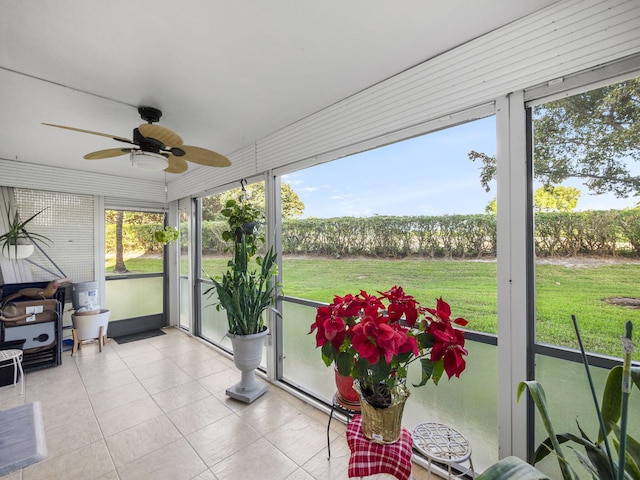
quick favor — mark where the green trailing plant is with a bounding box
[477,319,638,480]
[153,226,180,244]
[204,193,280,336]
[0,202,52,257]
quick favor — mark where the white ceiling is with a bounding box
[0,0,558,183]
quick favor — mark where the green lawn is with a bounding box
[109,255,640,359]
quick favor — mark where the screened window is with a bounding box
[279,116,499,471]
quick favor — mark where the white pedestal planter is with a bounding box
[226,328,269,403]
[71,309,110,355]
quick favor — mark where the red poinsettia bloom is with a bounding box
[351,315,404,364]
[310,286,468,390]
[309,305,330,347]
[429,321,468,378]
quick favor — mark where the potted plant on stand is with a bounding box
[0,203,51,260]
[309,287,469,443]
[205,194,279,403]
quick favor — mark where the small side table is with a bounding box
[0,349,25,395]
[327,393,360,458]
[412,422,474,479]
[346,414,413,480]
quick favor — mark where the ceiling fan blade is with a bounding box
[84,148,134,160]
[42,123,132,144]
[138,124,183,147]
[165,156,188,174]
[181,145,232,167]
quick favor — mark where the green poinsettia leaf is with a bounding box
[431,359,445,385]
[335,351,353,375]
[321,342,336,367]
[416,331,434,349]
[413,358,433,387]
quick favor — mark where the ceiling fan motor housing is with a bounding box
[138,106,162,124]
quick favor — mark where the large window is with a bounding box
[531,78,640,476]
[198,181,267,355]
[279,116,499,471]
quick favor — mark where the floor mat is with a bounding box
[0,402,47,476]
[112,329,166,344]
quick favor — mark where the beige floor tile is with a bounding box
[44,412,103,459]
[128,358,184,381]
[0,385,27,411]
[120,349,166,369]
[117,438,208,480]
[167,395,233,436]
[285,468,315,480]
[110,341,157,358]
[186,414,262,467]
[267,412,337,466]
[151,380,211,413]
[96,472,121,480]
[300,439,351,480]
[177,356,229,379]
[154,338,205,354]
[22,439,115,480]
[40,395,95,432]
[82,367,139,396]
[138,367,192,395]
[211,437,298,480]
[96,395,164,437]
[89,380,149,414]
[105,415,182,468]
[196,368,241,395]
[234,390,302,435]
[74,355,130,378]
[191,470,216,480]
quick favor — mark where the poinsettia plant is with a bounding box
[309,286,468,406]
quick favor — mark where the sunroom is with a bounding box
[1,1,639,478]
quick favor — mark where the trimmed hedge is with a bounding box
[281,215,497,258]
[107,209,640,258]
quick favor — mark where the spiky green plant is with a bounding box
[204,194,280,336]
[0,202,52,257]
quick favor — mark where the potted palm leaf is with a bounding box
[0,203,51,259]
[477,319,639,480]
[205,193,279,403]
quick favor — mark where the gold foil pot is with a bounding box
[353,379,410,444]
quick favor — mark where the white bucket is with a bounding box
[72,281,99,310]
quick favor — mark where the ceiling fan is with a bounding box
[43,106,232,174]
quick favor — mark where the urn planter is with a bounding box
[225,327,269,403]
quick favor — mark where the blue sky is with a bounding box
[284,116,637,218]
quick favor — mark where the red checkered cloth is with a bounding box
[346,414,413,480]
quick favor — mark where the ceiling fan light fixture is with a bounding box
[130,151,168,171]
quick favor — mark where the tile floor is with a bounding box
[0,327,442,480]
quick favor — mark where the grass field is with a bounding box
[108,255,640,359]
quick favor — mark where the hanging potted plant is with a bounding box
[0,203,52,259]
[153,226,180,244]
[204,192,280,403]
[309,287,469,443]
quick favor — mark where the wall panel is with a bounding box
[254,0,639,172]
